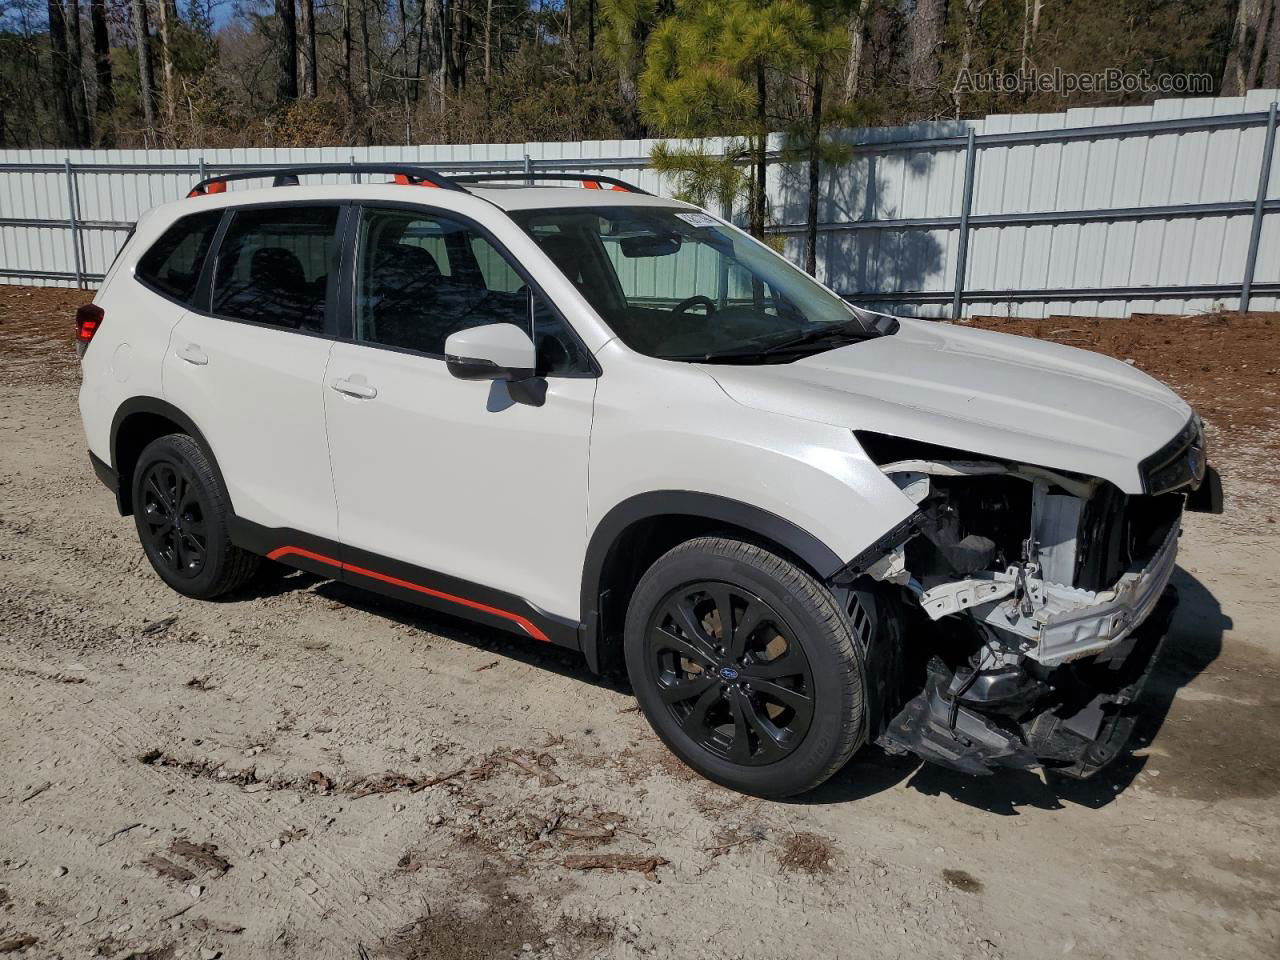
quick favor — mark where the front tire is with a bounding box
[624,536,865,797]
[131,434,259,600]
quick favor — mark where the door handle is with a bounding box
[331,376,377,400]
[177,343,208,366]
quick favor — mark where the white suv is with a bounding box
[76,164,1221,796]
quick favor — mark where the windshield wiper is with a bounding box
[667,320,879,363]
[751,319,881,356]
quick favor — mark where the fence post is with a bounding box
[198,157,206,182]
[952,127,978,320]
[1241,101,1278,314]
[63,158,85,290]
[524,152,533,185]
[351,155,360,183]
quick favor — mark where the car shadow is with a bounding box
[799,565,1230,813]
[232,562,1228,814]
[277,575,633,693]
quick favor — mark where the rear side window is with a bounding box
[135,211,222,304]
[211,206,340,332]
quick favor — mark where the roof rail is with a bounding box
[185,163,463,197]
[449,172,649,194]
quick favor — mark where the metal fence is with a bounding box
[1,90,1278,317]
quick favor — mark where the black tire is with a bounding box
[624,536,865,798]
[131,433,259,600]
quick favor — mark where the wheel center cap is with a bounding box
[718,665,739,681]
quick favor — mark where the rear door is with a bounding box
[163,203,347,541]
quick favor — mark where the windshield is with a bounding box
[510,207,893,362]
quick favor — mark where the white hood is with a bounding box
[703,318,1192,494]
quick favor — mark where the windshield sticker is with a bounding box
[675,212,720,228]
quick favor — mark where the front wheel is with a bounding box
[624,537,866,797]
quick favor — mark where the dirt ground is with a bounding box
[1,288,1278,960]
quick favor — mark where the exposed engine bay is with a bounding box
[844,425,1219,778]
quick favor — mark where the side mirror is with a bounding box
[445,323,536,382]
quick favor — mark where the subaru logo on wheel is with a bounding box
[719,666,739,680]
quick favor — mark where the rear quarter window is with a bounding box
[134,210,223,304]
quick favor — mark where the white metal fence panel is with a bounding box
[1,90,1277,318]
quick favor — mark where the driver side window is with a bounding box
[354,207,590,374]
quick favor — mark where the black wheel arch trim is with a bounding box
[108,396,230,517]
[577,491,846,673]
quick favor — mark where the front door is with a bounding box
[322,204,597,645]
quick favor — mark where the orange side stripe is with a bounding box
[266,545,550,642]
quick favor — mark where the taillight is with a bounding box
[76,303,103,356]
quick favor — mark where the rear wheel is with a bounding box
[131,434,258,599]
[624,536,865,797]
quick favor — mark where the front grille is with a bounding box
[1140,417,1206,495]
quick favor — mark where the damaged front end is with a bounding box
[843,423,1218,778]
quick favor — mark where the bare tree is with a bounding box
[157,0,178,127]
[1022,0,1044,73]
[341,0,355,112]
[1223,0,1264,96]
[908,0,946,96]
[90,0,114,142]
[131,0,157,134]
[1248,0,1277,87]
[299,0,318,97]
[277,0,298,102]
[66,0,92,144]
[46,0,77,144]
[1266,0,1280,87]
[842,0,870,102]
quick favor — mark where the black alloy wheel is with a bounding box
[624,536,867,797]
[138,458,209,579]
[645,581,814,766]
[131,433,259,599]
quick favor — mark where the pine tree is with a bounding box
[639,0,810,238]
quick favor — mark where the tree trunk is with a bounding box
[907,0,946,96]
[484,0,493,86]
[1223,0,1264,96]
[341,0,355,114]
[90,0,113,144]
[156,0,178,129]
[842,0,869,103]
[1247,0,1271,87]
[360,0,373,141]
[277,0,298,102]
[1265,0,1280,86]
[952,0,989,116]
[752,60,767,239]
[360,0,373,103]
[435,0,447,101]
[805,69,824,277]
[66,0,92,145]
[299,0,318,97]
[46,0,76,145]
[130,0,156,134]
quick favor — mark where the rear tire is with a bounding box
[624,536,865,798]
[131,434,259,600]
